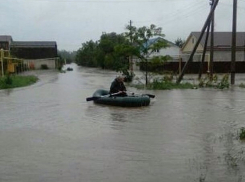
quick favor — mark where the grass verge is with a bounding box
[0,75,38,89]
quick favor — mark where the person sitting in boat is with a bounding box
[109,75,127,96]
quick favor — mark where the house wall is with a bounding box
[10,47,58,70]
[181,50,245,63]
[24,59,57,69]
[212,51,245,62]
[181,53,209,63]
[149,46,180,61]
[181,35,203,53]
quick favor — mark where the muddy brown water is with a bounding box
[1,64,245,182]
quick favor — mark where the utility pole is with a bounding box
[198,22,210,79]
[209,0,214,80]
[198,0,213,79]
[177,0,219,84]
[231,0,237,85]
[0,49,4,77]
[129,20,133,75]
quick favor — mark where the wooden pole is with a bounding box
[179,57,182,74]
[198,20,211,79]
[1,49,4,77]
[210,0,214,80]
[231,0,237,85]
[176,0,219,84]
[129,20,133,75]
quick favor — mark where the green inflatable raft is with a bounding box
[87,89,152,107]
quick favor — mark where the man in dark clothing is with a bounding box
[109,75,127,96]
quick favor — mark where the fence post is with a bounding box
[179,57,182,74]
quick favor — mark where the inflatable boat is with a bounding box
[86,89,153,107]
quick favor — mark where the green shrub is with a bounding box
[217,74,229,89]
[148,77,194,90]
[41,64,49,69]
[198,74,229,89]
[239,83,245,88]
[163,74,173,82]
[239,127,245,140]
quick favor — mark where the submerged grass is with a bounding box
[132,81,195,90]
[131,73,230,90]
[0,75,38,89]
[239,127,245,140]
[239,83,245,88]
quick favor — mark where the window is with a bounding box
[192,38,195,44]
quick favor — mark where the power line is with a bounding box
[134,1,208,27]
[7,0,183,3]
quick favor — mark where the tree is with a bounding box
[58,50,77,64]
[98,32,130,71]
[124,24,170,85]
[174,38,185,48]
[75,40,98,67]
[75,32,131,72]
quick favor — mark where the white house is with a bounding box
[147,37,180,60]
[133,37,180,71]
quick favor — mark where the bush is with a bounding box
[217,74,229,89]
[239,127,245,140]
[41,64,49,69]
[198,74,229,89]
[145,77,194,90]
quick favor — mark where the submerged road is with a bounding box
[1,64,245,182]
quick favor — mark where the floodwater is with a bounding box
[1,64,245,182]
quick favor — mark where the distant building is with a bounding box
[0,35,13,50]
[10,41,57,59]
[0,35,58,69]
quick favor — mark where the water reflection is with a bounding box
[0,88,13,96]
[109,112,126,131]
[111,112,126,122]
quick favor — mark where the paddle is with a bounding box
[128,92,155,98]
[86,92,121,101]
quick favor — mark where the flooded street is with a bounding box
[1,64,245,182]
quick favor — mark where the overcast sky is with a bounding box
[1,0,245,51]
